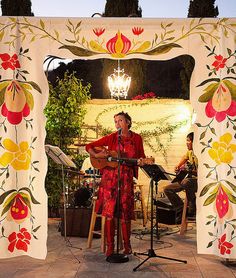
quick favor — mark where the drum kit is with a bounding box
[67,167,101,208]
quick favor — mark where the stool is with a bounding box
[87,197,123,253]
[134,184,147,227]
[179,195,196,235]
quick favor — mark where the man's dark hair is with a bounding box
[114,111,132,129]
[187,132,194,142]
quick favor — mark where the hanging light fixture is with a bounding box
[108,60,131,100]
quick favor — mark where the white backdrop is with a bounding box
[0,17,235,259]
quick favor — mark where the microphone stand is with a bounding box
[106,130,129,263]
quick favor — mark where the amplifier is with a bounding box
[154,198,182,225]
[60,207,101,237]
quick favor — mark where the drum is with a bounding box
[74,187,92,208]
[81,176,101,197]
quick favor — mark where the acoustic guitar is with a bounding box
[90,147,155,169]
[171,162,197,183]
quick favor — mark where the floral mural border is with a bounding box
[0,16,235,259]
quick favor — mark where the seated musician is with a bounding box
[163,132,198,217]
[85,111,146,259]
[80,156,93,173]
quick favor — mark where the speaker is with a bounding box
[60,207,101,237]
[154,198,183,225]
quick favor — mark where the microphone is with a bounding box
[107,156,119,162]
[117,127,122,136]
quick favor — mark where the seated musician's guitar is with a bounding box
[90,147,154,169]
[171,162,197,183]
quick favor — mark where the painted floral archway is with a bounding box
[0,17,235,260]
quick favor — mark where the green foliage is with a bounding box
[45,160,63,209]
[44,71,91,209]
[45,71,91,152]
[1,0,34,16]
[104,0,142,17]
[188,0,219,18]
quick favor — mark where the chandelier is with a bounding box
[108,60,131,100]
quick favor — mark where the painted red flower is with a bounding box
[132,27,144,36]
[8,228,31,253]
[218,234,233,255]
[1,80,31,125]
[216,187,229,219]
[10,194,29,222]
[93,28,105,37]
[0,53,20,70]
[106,31,131,58]
[212,55,227,71]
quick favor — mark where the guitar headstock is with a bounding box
[138,156,155,166]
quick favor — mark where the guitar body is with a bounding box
[90,147,118,169]
[171,170,189,183]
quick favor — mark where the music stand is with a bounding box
[133,164,187,272]
[45,145,80,248]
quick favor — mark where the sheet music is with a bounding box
[45,145,76,168]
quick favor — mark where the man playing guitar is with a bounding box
[164,132,198,217]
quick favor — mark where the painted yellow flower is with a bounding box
[208,133,236,164]
[0,139,32,170]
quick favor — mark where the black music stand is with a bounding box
[133,164,187,272]
[45,145,80,249]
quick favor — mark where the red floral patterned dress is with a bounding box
[86,131,145,220]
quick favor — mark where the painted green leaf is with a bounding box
[200,130,206,140]
[203,192,217,206]
[0,30,4,41]
[24,90,34,110]
[223,79,236,100]
[2,192,17,209]
[89,40,107,53]
[144,43,182,55]
[0,189,16,205]
[65,39,76,44]
[225,180,236,193]
[0,81,10,106]
[19,187,40,204]
[207,241,213,248]
[59,45,98,57]
[1,199,14,216]
[39,19,45,29]
[33,225,41,233]
[0,89,5,106]
[200,182,218,197]
[227,192,236,204]
[9,17,16,23]
[132,41,151,53]
[198,82,219,102]
[206,215,215,219]
[197,78,220,87]
[27,81,42,94]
